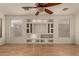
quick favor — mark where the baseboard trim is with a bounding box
[0,42,5,45]
[74,43,79,45]
[6,43,76,45]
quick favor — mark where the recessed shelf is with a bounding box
[40,40,45,42]
[41,34,53,38]
[36,40,40,42]
[26,39,32,42]
[48,40,53,42]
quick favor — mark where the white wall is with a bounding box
[0,13,5,45]
[75,14,79,45]
[5,15,75,44]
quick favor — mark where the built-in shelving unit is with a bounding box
[26,19,54,44]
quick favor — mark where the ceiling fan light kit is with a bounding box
[38,7,45,12]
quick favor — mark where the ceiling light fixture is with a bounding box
[38,7,45,12]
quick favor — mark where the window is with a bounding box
[11,20,22,37]
[58,24,70,37]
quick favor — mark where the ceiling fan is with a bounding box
[22,3,62,16]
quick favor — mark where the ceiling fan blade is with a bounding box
[22,7,37,10]
[45,3,62,7]
[22,7,37,8]
[45,8,53,14]
[35,11,39,16]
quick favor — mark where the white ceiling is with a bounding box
[0,3,79,15]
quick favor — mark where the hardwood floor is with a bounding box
[0,44,79,56]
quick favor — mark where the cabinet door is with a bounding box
[26,24,32,33]
[48,24,54,33]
